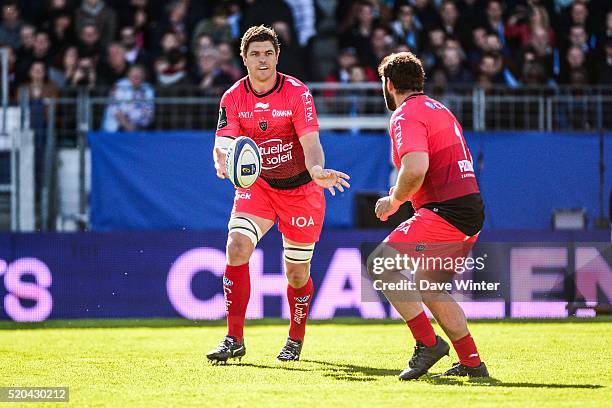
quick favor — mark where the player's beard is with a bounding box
[383,78,396,111]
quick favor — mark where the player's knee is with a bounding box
[226,233,254,263]
[285,263,309,287]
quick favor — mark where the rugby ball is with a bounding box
[226,136,262,188]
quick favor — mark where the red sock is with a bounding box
[452,333,481,367]
[287,277,314,341]
[224,263,250,342]
[406,312,437,347]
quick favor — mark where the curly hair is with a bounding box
[240,25,280,57]
[377,52,425,93]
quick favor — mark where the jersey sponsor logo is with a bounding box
[301,91,315,122]
[236,192,251,200]
[259,120,268,131]
[272,109,292,118]
[238,111,253,118]
[291,216,315,228]
[259,138,293,169]
[217,106,227,129]
[391,113,405,148]
[254,102,270,111]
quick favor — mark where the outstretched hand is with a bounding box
[311,165,351,196]
[213,147,228,179]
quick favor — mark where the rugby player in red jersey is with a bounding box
[206,25,350,363]
[373,52,489,379]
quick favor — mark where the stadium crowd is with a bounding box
[0,0,610,131]
[3,0,611,90]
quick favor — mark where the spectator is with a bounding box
[49,46,79,87]
[15,30,52,85]
[421,27,446,70]
[47,11,75,58]
[521,49,547,86]
[77,23,102,60]
[439,0,468,48]
[568,1,590,35]
[457,0,484,31]
[325,46,359,84]
[18,61,59,192]
[272,20,307,79]
[559,45,589,84]
[99,43,128,85]
[75,0,118,48]
[157,30,185,60]
[285,0,317,47]
[191,47,233,96]
[154,47,189,89]
[0,1,23,49]
[477,52,504,90]
[506,5,556,50]
[370,26,395,69]
[69,56,98,88]
[340,1,377,69]
[116,0,149,30]
[120,25,149,66]
[529,25,556,81]
[153,0,190,53]
[191,5,233,49]
[17,24,35,56]
[390,4,421,53]
[596,39,612,84]
[596,11,612,58]
[467,26,487,66]
[484,0,505,47]
[412,0,439,30]
[441,45,473,85]
[217,41,242,82]
[241,0,295,38]
[102,64,154,132]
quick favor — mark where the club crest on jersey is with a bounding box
[259,120,268,131]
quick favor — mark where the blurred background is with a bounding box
[0,0,610,322]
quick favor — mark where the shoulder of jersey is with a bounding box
[223,76,247,98]
[281,73,309,94]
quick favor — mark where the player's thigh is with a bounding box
[229,179,276,247]
[276,181,325,244]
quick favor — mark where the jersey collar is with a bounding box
[244,73,283,98]
[401,92,425,105]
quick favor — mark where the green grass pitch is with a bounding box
[1,318,610,407]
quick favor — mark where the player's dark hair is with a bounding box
[377,51,425,93]
[240,25,280,57]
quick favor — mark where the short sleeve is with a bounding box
[289,84,319,137]
[215,91,240,138]
[397,116,428,158]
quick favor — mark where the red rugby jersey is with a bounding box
[216,73,319,189]
[390,93,482,231]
